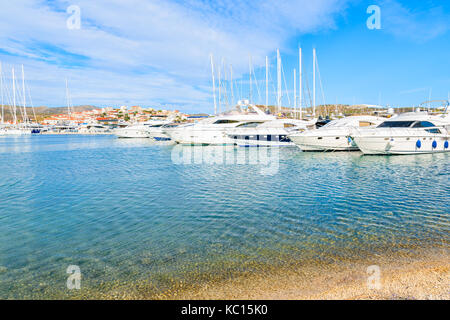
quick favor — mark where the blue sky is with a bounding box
[0,0,449,113]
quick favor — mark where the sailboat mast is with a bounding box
[313,48,316,117]
[293,69,296,119]
[12,67,17,125]
[22,65,27,124]
[299,47,302,120]
[210,54,217,115]
[265,56,269,107]
[223,59,228,110]
[218,64,221,114]
[230,64,234,107]
[249,55,252,104]
[65,78,69,118]
[277,49,281,114]
[0,62,3,124]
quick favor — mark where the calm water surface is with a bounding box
[0,135,448,298]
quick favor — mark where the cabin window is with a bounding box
[377,121,415,128]
[213,120,240,124]
[284,123,296,128]
[412,121,436,128]
[426,128,441,134]
[236,122,263,127]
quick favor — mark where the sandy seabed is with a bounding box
[151,248,449,300]
[52,247,448,300]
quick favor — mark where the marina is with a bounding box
[1,0,449,304]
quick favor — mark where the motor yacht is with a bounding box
[0,125,32,135]
[288,116,384,151]
[78,124,112,134]
[115,120,170,138]
[152,123,180,141]
[115,124,151,138]
[352,111,450,155]
[227,118,316,147]
[164,102,276,145]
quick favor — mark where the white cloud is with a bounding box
[0,0,348,112]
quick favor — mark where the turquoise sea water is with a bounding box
[0,135,448,298]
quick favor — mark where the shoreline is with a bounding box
[150,248,449,300]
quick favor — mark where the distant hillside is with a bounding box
[0,105,97,121]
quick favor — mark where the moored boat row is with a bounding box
[288,108,450,155]
[149,101,450,156]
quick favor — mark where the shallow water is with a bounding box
[0,135,448,298]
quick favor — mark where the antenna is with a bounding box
[428,88,432,112]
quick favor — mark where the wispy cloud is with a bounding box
[380,0,450,43]
[399,87,430,95]
[0,0,348,111]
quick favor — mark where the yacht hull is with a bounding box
[168,129,234,145]
[289,134,358,151]
[115,128,150,138]
[353,135,450,155]
[0,129,32,135]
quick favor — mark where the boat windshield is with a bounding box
[213,120,240,124]
[236,122,264,128]
[322,120,340,128]
[377,121,415,128]
[322,119,358,128]
[412,121,436,128]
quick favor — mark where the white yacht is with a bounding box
[152,123,179,141]
[115,119,171,139]
[352,111,450,155]
[0,125,32,135]
[288,116,384,151]
[227,118,316,147]
[164,103,275,145]
[115,123,151,138]
[78,124,112,134]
